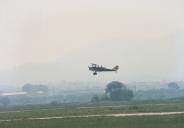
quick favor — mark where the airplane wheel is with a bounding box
[93,72,97,75]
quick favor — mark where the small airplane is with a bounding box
[88,63,119,75]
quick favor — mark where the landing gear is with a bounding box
[93,72,97,75]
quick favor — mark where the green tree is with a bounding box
[105,81,134,101]
[168,82,179,90]
[106,81,126,93]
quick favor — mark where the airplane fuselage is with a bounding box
[88,67,116,72]
[88,64,119,75]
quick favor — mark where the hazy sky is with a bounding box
[0,0,184,84]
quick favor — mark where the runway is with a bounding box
[1,111,184,122]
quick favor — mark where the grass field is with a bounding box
[1,114,184,128]
[0,102,184,128]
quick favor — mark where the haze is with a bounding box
[0,0,184,85]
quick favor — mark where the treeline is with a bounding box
[22,83,48,93]
[91,81,184,103]
[1,81,184,107]
[134,82,184,100]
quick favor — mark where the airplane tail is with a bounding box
[113,65,119,71]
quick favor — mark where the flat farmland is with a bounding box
[0,102,184,128]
